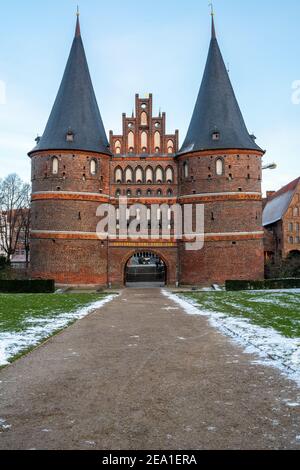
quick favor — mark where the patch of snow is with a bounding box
[0,295,117,367]
[162,290,300,388]
[0,418,11,431]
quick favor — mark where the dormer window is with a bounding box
[66,128,74,142]
[212,131,220,141]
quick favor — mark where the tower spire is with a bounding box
[29,11,111,156]
[209,3,216,39]
[75,6,81,37]
[179,13,262,155]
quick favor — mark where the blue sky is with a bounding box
[0,0,299,193]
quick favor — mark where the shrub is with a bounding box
[226,278,300,291]
[0,279,55,293]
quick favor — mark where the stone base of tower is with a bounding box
[179,239,264,286]
[30,239,108,286]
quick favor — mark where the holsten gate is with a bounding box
[28,14,265,287]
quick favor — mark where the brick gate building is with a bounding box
[29,14,265,287]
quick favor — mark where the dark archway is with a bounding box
[125,252,166,287]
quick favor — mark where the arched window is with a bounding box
[52,157,59,175]
[125,167,133,184]
[154,131,161,150]
[183,162,188,179]
[216,158,224,176]
[115,167,123,184]
[146,167,153,184]
[167,140,174,154]
[128,132,134,150]
[157,189,162,197]
[115,189,121,198]
[166,167,174,184]
[141,112,148,126]
[135,167,143,184]
[141,131,148,150]
[293,207,299,217]
[136,189,142,197]
[156,167,163,183]
[115,140,121,154]
[127,189,132,197]
[147,189,152,196]
[90,159,97,175]
[167,189,173,197]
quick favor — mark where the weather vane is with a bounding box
[209,2,214,16]
[76,6,80,17]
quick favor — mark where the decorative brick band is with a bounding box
[177,149,264,159]
[32,191,110,203]
[31,230,264,242]
[32,191,261,204]
[178,192,262,203]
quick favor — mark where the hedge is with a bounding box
[225,278,300,291]
[0,279,55,294]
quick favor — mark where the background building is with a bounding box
[263,177,300,261]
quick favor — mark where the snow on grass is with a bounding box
[0,295,116,366]
[162,290,300,388]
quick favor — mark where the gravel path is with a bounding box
[0,288,299,450]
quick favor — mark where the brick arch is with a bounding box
[121,248,172,285]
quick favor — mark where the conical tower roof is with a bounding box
[179,16,262,155]
[29,15,111,156]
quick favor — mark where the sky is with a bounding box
[0,0,299,194]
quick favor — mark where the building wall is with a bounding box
[178,149,264,285]
[282,184,300,256]
[263,181,300,260]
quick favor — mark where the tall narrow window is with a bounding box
[154,131,161,150]
[90,159,97,175]
[125,167,133,183]
[115,140,121,154]
[166,167,174,184]
[141,112,148,126]
[52,157,59,175]
[115,167,123,184]
[128,132,134,150]
[216,158,224,176]
[156,167,163,183]
[183,162,188,179]
[135,167,143,184]
[146,167,153,183]
[167,140,174,154]
[141,132,148,149]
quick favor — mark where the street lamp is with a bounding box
[262,163,277,170]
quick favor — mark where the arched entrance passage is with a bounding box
[125,251,166,287]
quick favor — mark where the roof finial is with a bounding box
[209,2,216,39]
[75,6,81,37]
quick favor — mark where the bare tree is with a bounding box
[21,185,31,266]
[0,174,31,263]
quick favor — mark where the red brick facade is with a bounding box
[30,94,264,286]
[263,178,300,261]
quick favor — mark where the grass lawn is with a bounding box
[0,293,110,365]
[182,291,300,339]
